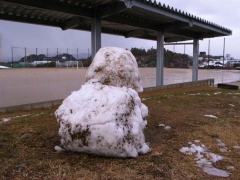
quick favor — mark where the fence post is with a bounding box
[11,47,13,68]
[25,47,26,68]
[47,48,48,65]
[67,48,68,69]
[36,47,38,66]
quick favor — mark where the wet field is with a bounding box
[0,68,239,108]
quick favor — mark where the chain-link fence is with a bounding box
[5,47,91,68]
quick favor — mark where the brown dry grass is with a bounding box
[0,86,240,180]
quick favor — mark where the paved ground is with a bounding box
[0,67,239,107]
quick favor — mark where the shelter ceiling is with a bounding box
[0,0,232,42]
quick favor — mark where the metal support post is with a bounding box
[192,39,199,81]
[91,10,101,61]
[223,37,225,69]
[156,30,164,86]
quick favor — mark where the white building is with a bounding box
[29,61,51,66]
[228,59,240,66]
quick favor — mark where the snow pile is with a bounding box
[227,166,234,170]
[233,146,240,149]
[54,146,63,152]
[164,126,171,130]
[55,47,150,158]
[226,93,240,95]
[85,47,143,92]
[158,123,171,130]
[189,93,210,96]
[180,140,230,177]
[1,114,31,124]
[216,139,229,153]
[2,117,11,122]
[204,115,218,119]
[0,65,9,69]
[142,98,151,101]
[216,139,226,147]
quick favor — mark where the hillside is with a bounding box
[130,47,192,68]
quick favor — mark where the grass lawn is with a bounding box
[0,86,240,179]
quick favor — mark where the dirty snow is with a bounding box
[158,124,171,130]
[55,47,150,158]
[214,92,222,95]
[85,47,143,92]
[142,98,151,101]
[226,93,240,95]
[180,143,230,177]
[229,104,235,107]
[54,146,63,152]
[220,147,229,153]
[204,115,218,119]
[0,65,9,69]
[188,93,210,96]
[227,166,235,170]
[164,126,171,130]
[216,139,226,147]
[233,146,240,149]
[2,117,11,122]
[1,114,31,124]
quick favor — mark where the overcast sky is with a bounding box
[0,0,239,61]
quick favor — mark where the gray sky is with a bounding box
[0,0,239,61]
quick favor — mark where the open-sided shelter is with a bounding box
[0,0,232,86]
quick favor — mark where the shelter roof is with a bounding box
[0,0,232,42]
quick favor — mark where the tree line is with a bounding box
[13,47,192,68]
[130,47,192,68]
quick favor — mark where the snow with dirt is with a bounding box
[85,47,143,92]
[204,115,218,118]
[55,47,150,157]
[180,140,230,177]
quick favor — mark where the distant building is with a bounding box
[29,61,51,66]
[226,54,231,60]
[228,59,240,66]
[199,52,206,56]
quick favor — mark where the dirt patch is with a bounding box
[0,86,240,179]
